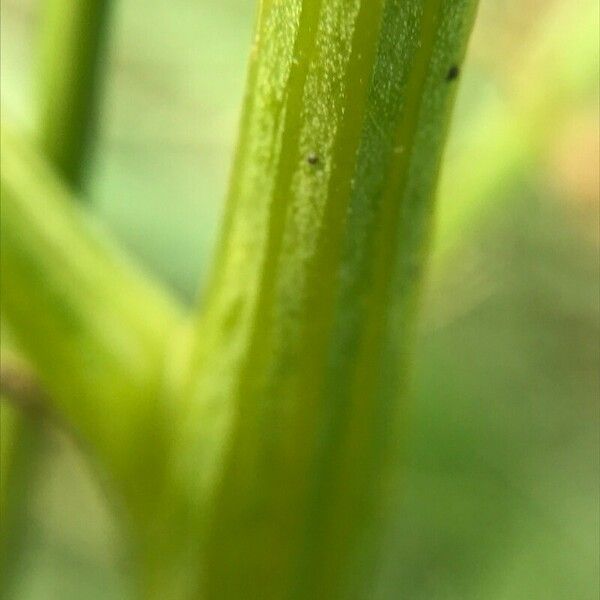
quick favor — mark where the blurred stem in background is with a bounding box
[0,376,46,597]
[37,0,111,189]
[1,0,113,594]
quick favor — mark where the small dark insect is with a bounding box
[446,65,460,82]
[306,153,319,166]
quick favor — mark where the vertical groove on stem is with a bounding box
[179,1,479,598]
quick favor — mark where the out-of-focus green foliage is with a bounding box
[0,0,598,598]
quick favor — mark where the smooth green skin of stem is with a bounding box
[37,0,111,188]
[174,1,478,598]
[0,127,184,516]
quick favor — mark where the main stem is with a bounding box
[177,1,479,598]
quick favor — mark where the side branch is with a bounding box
[0,126,183,480]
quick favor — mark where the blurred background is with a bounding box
[1,0,598,598]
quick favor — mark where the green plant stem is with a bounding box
[1,3,113,589]
[172,2,479,598]
[4,0,112,583]
[0,127,183,506]
[37,0,112,188]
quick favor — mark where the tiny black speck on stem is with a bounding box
[446,65,460,82]
[307,152,319,166]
